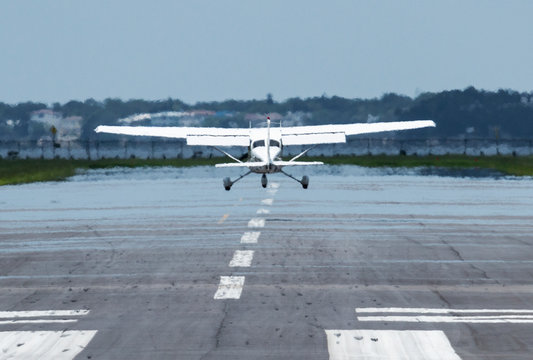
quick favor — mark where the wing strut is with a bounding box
[280,169,310,189]
[288,145,318,162]
[212,146,243,163]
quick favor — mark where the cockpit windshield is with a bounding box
[252,140,280,148]
[252,140,265,148]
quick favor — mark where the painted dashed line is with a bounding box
[241,231,260,244]
[213,276,245,299]
[218,214,229,224]
[229,250,254,267]
[215,184,277,301]
[248,218,265,228]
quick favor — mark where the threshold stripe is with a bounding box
[0,310,89,318]
[325,329,460,360]
[356,307,533,314]
[357,315,533,323]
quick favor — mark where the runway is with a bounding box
[1,166,533,359]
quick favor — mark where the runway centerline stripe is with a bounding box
[256,208,270,214]
[248,218,265,228]
[214,276,245,300]
[229,250,254,267]
[0,310,89,318]
[261,199,274,206]
[218,214,229,224]
[325,329,461,360]
[241,232,260,244]
[356,307,533,314]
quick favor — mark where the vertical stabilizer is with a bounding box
[266,116,271,165]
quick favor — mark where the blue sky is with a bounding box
[1,1,532,104]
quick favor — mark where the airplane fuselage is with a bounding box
[248,135,283,174]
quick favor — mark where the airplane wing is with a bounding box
[96,120,435,147]
[215,162,266,168]
[215,161,324,168]
[273,161,324,166]
[280,120,435,146]
[95,125,251,147]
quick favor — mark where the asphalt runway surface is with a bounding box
[1,166,533,359]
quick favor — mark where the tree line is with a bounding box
[1,87,532,140]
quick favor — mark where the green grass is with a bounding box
[1,155,533,186]
[0,157,221,186]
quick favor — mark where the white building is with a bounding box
[30,109,83,141]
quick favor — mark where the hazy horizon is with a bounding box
[1,1,532,105]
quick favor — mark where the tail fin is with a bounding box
[266,116,271,165]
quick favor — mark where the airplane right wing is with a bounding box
[280,120,435,146]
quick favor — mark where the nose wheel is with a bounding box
[261,174,268,188]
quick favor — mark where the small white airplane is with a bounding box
[95,118,435,190]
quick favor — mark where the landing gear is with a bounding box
[301,175,309,189]
[222,171,252,191]
[223,177,232,191]
[280,170,310,189]
[261,174,268,188]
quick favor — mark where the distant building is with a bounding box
[117,110,219,127]
[30,109,82,141]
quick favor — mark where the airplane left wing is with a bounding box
[95,125,250,147]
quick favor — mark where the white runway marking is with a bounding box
[256,208,270,214]
[0,330,97,360]
[325,329,461,360]
[241,231,260,244]
[248,218,265,228]
[261,198,274,205]
[269,182,280,189]
[356,307,533,314]
[357,315,533,323]
[356,308,533,323]
[213,276,245,300]
[0,319,78,325]
[229,250,254,267]
[0,310,89,318]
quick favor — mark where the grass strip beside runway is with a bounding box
[1,155,533,186]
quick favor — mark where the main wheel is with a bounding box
[301,175,309,189]
[223,177,232,191]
